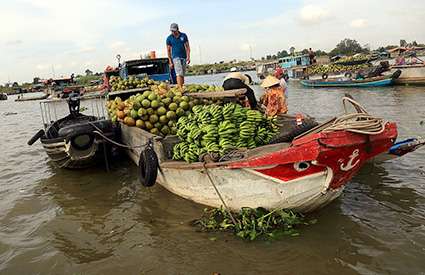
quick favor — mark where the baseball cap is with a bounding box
[170,23,179,31]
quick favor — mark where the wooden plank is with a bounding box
[184,88,246,98]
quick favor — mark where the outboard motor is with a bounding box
[68,92,80,117]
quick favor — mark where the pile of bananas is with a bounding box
[173,103,278,163]
[334,54,369,64]
[306,64,370,75]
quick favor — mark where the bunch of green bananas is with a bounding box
[173,102,278,163]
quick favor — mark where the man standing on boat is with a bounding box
[166,23,190,88]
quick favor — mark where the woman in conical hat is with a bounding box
[260,75,288,117]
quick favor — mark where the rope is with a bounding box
[89,122,148,149]
[322,97,386,135]
[218,149,248,162]
[202,163,238,226]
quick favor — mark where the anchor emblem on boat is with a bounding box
[339,149,360,171]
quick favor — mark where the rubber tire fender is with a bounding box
[344,72,352,78]
[138,146,159,187]
[392,69,402,79]
[28,129,45,145]
[322,73,328,80]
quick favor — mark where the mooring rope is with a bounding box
[322,97,386,135]
[89,122,148,149]
[202,163,238,226]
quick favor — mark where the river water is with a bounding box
[0,73,424,275]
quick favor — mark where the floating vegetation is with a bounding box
[193,207,309,241]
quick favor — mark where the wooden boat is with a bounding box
[301,70,400,88]
[15,94,48,102]
[28,94,118,169]
[391,64,425,85]
[118,97,422,212]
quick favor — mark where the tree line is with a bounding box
[262,38,425,60]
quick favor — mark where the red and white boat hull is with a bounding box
[158,165,340,212]
[156,122,398,212]
[118,117,399,212]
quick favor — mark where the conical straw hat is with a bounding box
[261,75,280,88]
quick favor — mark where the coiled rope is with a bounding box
[322,97,386,135]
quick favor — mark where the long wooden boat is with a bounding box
[121,121,400,212]
[115,93,425,213]
[301,71,400,88]
[15,94,48,102]
[391,64,425,85]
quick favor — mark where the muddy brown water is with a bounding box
[0,73,424,275]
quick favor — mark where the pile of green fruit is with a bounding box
[107,89,200,137]
[184,84,224,93]
[334,54,370,64]
[173,103,278,163]
[306,63,370,75]
[109,76,151,91]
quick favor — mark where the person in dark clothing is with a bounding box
[308,48,316,65]
[222,72,257,109]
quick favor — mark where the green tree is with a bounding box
[315,50,328,56]
[329,38,366,57]
[277,50,289,58]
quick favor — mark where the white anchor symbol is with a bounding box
[340,149,360,171]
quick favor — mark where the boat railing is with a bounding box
[39,94,107,129]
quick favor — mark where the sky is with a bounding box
[1,0,425,83]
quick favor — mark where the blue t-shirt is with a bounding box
[166,32,188,59]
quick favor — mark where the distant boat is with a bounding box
[15,94,48,102]
[391,64,425,85]
[301,70,401,88]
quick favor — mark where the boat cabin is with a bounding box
[119,58,171,82]
[279,54,311,78]
[255,60,280,79]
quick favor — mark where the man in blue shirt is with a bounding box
[166,23,190,88]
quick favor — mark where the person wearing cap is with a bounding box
[222,72,257,109]
[260,75,287,117]
[166,23,190,88]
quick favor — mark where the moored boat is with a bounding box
[391,64,425,85]
[118,97,423,212]
[15,93,48,102]
[301,70,401,88]
[28,94,119,169]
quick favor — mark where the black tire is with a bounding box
[70,133,95,150]
[303,75,309,80]
[269,119,319,144]
[392,69,402,79]
[28,129,45,145]
[322,73,328,80]
[138,146,158,187]
[344,72,352,78]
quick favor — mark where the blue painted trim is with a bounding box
[301,78,393,88]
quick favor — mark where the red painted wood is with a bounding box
[229,123,398,190]
[256,163,326,182]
